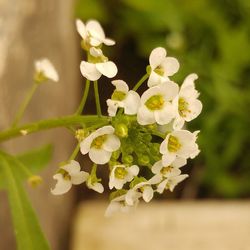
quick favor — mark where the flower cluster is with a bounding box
[51,19,202,216]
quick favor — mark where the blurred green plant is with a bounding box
[76,0,250,198]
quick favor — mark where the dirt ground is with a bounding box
[72,200,250,250]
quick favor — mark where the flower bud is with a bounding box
[122,154,133,164]
[115,123,128,138]
[138,155,150,165]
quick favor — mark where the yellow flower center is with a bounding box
[160,166,173,175]
[145,95,165,110]
[114,167,128,179]
[91,135,107,149]
[111,90,126,101]
[154,66,165,76]
[168,135,181,152]
[178,97,190,117]
[58,169,71,181]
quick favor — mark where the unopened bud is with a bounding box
[28,175,43,188]
[115,123,128,138]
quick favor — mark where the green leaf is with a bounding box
[0,145,53,189]
[17,144,53,173]
[0,154,50,250]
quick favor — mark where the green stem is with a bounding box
[151,130,166,139]
[94,81,102,117]
[132,73,149,91]
[12,83,39,128]
[0,115,109,143]
[68,143,80,161]
[75,79,90,115]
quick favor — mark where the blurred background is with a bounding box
[1,0,250,249]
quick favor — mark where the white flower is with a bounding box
[157,174,189,193]
[80,48,117,81]
[76,19,115,48]
[148,47,179,87]
[35,58,59,82]
[125,175,162,206]
[152,157,187,178]
[106,80,140,116]
[137,82,179,125]
[160,130,200,166]
[109,164,139,189]
[105,194,137,217]
[173,74,203,129]
[51,160,89,195]
[80,125,121,165]
[87,177,104,193]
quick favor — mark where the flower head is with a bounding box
[34,58,59,83]
[76,19,115,49]
[148,47,179,87]
[157,174,189,193]
[106,80,140,116]
[173,74,202,129]
[80,125,121,165]
[160,130,200,166]
[137,82,179,125]
[80,48,117,81]
[51,160,89,195]
[109,164,139,189]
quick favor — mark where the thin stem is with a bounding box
[75,79,90,115]
[151,130,166,139]
[68,143,80,161]
[12,83,39,128]
[94,81,102,117]
[132,73,149,91]
[0,115,109,143]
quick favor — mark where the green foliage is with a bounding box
[0,153,50,250]
[76,0,250,197]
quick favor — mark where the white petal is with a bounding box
[147,71,168,87]
[123,91,140,115]
[154,104,175,125]
[172,157,187,168]
[110,177,124,190]
[182,73,198,89]
[86,20,105,41]
[51,174,72,195]
[112,79,129,92]
[157,180,168,194]
[106,99,119,117]
[160,81,179,101]
[148,174,162,185]
[103,134,121,152]
[61,160,81,175]
[173,116,185,130]
[159,134,170,154]
[80,61,101,81]
[94,125,115,137]
[149,47,166,69]
[162,57,180,76]
[89,148,112,164]
[185,99,202,121]
[89,47,103,57]
[105,201,121,217]
[162,152,176,166]
[96,61,118,78]
[71,171,89,185]
[103,38,116,46]
[75,19,87,39]
[125,190,141,206]
[35,58,59,82]
[169,174,189,192]
[152,160,163,174]
[128,165,139,177]
[89,182,104,193]
[142,186,154,202]
[137,106,155,125]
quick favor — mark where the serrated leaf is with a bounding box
[0,154,50,250]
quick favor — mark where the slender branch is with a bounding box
[12,83,39,128]
[0,115,109,143]
[132,73,149,91]
[68,143,80,161]
[75,79,90,115]
[94,81,102,117]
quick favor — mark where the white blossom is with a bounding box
[35,58,59,82]
[105,194,137,217]
[125,175,162,206]
[80,125,121,165]
[137,82,179,125]
[109,164,139,189]
[87,177,104,193]
[80,47,117,81]
[51,160,88,195]
[106,80,140,116]
[160,130,200,166]
[152,157,187,178]
[76,19,115,48]
[148,47,179,87]
[173,73,202,129]
[157,174,189,193]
